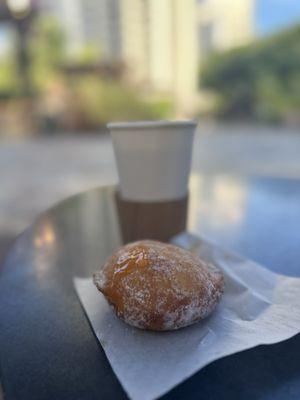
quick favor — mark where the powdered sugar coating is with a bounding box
[93,240,224,331]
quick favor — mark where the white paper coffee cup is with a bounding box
[108,120,196,202]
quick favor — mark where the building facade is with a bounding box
[119,0,199,114]
[197,0,255,56]
[39,0,120,58]
[39,0,255,114]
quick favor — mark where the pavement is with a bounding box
[1,123,300,253]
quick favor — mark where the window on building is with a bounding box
[199,22,214,56]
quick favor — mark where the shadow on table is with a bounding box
[0,234,13,400]
[162,333,300,400]
[0,236,14,268]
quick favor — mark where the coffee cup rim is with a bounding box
[107,120,197,131]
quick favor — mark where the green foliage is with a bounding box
[0,15,171,131]
[0,57,19,98]
[0,16,66,95]
[29,16,66,90]
[67,76,172,127]
[201,24,300,123]
[0,29,20,97]
[75,44,101,64]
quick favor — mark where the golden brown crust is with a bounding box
[93,240,224,331]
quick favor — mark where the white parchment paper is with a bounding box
[74,233,300,400]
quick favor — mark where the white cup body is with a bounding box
[108,120,196,202]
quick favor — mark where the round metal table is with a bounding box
[1,176,300,400]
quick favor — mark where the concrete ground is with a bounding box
[1,123,300,252]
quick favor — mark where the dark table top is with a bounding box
[1,175,300,400]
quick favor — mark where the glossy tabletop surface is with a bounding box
[1,175,300,400]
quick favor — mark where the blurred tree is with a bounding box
[76,44,101,64]
[29,16,66,91]
[0,54,18,98]
[201,24,300,123]
[65,76,172,129]
[0,15,171,133]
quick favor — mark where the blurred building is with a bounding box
[198,0,255,56]
[119,0,255,114]
[38,0,255,115]
[39,0,121,58]
[119,0,199,115]
[197,0,255,111]
[39,0,81,55]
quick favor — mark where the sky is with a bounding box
[256,0,300,35]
